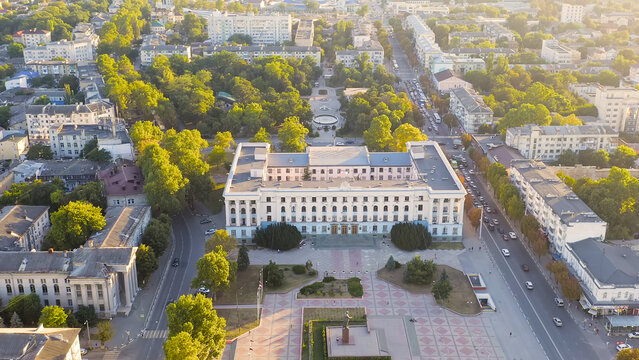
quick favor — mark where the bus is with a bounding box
[434,113,441,123]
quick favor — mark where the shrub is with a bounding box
[300,282,324,296]
[432,279,453,300]
[390,222,432,250]
[322,276,336,283]
[404,255,436,284]
[385,255,400,270]
[253,222,302,250]
[347,277,363,297]
[292,265,306,274]
[308,269,317,276]
[264,261,284,288]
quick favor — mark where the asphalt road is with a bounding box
[465,162,598,360]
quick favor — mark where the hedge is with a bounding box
[347,277,363,297]
[293,264,307,274]
[390,222,432,250]
[300,282,325,296]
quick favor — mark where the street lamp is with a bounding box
[478,205,484,239]
[84,320,91,346]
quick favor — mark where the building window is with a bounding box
[97,284,103,299]
[6,285,11,295]
[86,285,93,300]
[99,304,105,312]
[54,284,60,295]
[66,286,71,295]
[56,299,61,306]
[75,285,82,298]
[42,284,48,294]
[68,299,73,307]
[44,299,49,306]
[18,284,24,294]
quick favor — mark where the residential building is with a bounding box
[432,69,472,94]
[25,101,116,142]
[483,22,516,42]
[0,130,28,160]
[0,327,82,360]
[223,141,466,240]
[72,23,96,40]
[453,57,485,75]
[600,12,633,27]
[22,39,95,63]
[505,124,618,161]
[4,74,30,90]
[387,1,449,16]
[569,82,599,102]
[12,29,51,47]
[449,32,490,45]
[563,238,639,315]
[510,159,607,254]
[405,15,442,68]
[140,44,191,66]
[0,205,50,252]
[203,45,321,66]
[586,47,617,61]
[90,13,111,30]
[31,89,66,105]
[352,21,372,48]
[11,161,45,183]
[155,0,174,10]
[335,40,384,68]
[448,47,515,60]
[150,21,165,33]
[38,159,102,190]
[48,124,130,159]
[540,39,575,64]
[628,63,639,84]
[26,60,78,77]
[429,54,454,75]
[88,206,151,248]
[560,3,584,23]
[594,86,639,132]
[0,247,138,317]
[449,88,493,133]
[294,19,314,47]
[201,11,292,45]
[98,162,147,207]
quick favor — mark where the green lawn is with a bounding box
[217,308,260,340]
[215,265,262,305]
[203,187,225,214]
[265,265,318,294]
[430,242,465,250]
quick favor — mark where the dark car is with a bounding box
[172,258,180,267]
[487,223,495,231]
[498,227,505,234]
[521,264,529,272]
[483,216,490,223]
[502,234,509,241]
[200,218,212,224]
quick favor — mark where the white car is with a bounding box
[80,348,88,355]
[628,331,639,339]
[508,232,517,240]
[198,286,210,295]
[617,343,632,352]
[205,228,217,235]
[501,249,510,257]
[525,281,534,290]
[552,317,563,327]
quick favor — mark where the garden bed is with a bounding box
[264,265,318,294]
[297,277,363,299]
[301,308,366,360]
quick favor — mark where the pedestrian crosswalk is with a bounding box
[103,350,120,360]
[142,329,168,339]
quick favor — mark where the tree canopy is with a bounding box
[39,306,68,328]
[44,201,106,250]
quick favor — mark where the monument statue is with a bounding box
[343,311,352,328]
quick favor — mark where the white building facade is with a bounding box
[23,39,95,63]
[26,102,116,142]
[405,15,442,68]
[560,3,585,24]
[449,88,493,133]
[12,29,51,48]
[594,86,639,132]
[140,45,191,66]
[224,142,467,241]
[203,45,321,66]
[505,124,618,161]
[540,39,573,64]
[205,12,291,44]
[335,40,384,68]
[0,205,50,252]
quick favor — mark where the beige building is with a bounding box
[540,39,574,64]
[26,101,116,142]
[295,19,314,47]
[48,124,128,159]
[140,44,191,66]
[0,327,82,360]
[560,3,584,24]
[23,39,96,63]
[88,206,151,248]
[0,205,50,251]
[449,87,493,133]
[203,45,321,66]
[203,11,292,45]
[98,162,148,206]
[0,130,28,160]
[335,40,384,68]
[25,60,78,78]
[0,247,139,317]
[12,29,52,48]
[594,86,639,132]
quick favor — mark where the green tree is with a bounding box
[227,33,252,45]
[10,312,23,328]
[39,306,68,328]
[96,321,114,345]
[237,244,250,271]
[391,123,427,152]
[81,139,112,163]
[432,279,453,301]
[278,116,308,152]
[212,131,235,150]
[136,244,158,286]
[0,106,11,129]
[205,229,236,254]
[33,95,51,105]
[74,305,98,327]
[44,201,106,250]
[139,144,189,214]
[556,149,578,166]
[390,222,432,250]
[617,348,639,360]
[404,255,436,284]
[26,144,54,160]
[506,13,528,36]
[253,223,302,250]
[249,127,271,144]
[130,121,164,151]
[165,332,201,360]
[609,145,637,168]
[461,133,472,149]
[141,218,171,257]
[497,103,551,132]
[356,4,369,16]
[263,260,284,288]
[468,207,481,229]
[191,246,230,295]
[7,42,24,58]
[363,115,393,151]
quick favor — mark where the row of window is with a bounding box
[268,167,412,175]
[260,195,451,204]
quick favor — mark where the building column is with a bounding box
[122,271,132,306]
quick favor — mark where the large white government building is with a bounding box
[224,142,466,241]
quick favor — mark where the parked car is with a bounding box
[200,218,212,224]
[502,234,509,241]
[172,258,180,267]
[498,227,505,234]
[525,281,534,290]
[554,298,565,307]
[483,216,490,223]
[521,264,529,271]
[205,228,217,235]
[487,223,495,231]
[553,317,563,327]
[617,343,632,352]
[81,349,88,355]
[509,232,517,240]
[485,206,492,213]
[492,219,499,226]
[628,331,639,339]
[198,287,210,295]
[501,249,510,257]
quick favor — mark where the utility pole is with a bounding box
[478,205,484,239]
[257,268,263,322]
[84,320,91,346]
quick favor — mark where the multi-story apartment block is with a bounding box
[405,15,441,68]
[0,130,28,161]
[540,39,574,64]
[25,101,115,142]
[387,1,449,16]
[203,45,321,66]
[23,39,95,63]
[72,23,96,41]
[140,44,191,66]
[12,29,51,48]
[594,86,639,132]
[294,19,314,47]
[25,60,78,77]
[335,40,384,68]
[449,88,493,133]
[510,160,607,255]
[0,205,50,252]
[505,124,618,161]
[449,32,490,45]
[88,206,151,248]
[483,23,516,42]
[560,3,585,24]
[448,47,515,60]
[48,124,129,159]
[432,69,472,94]
[223,142,466,240]
[352,21,372,48]
[0,247,138,317]
[204,11,291,44]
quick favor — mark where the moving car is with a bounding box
[200,218,212,224]
[502,234,509,241]
[501,249,510,257]
[172,258,180,267]
[198,287,210,295]
[509,232,517,240]
[487,223,495,231]
[525,281,534,290]
[521,264,529,271]
[617,343,632,352]
[81,349,88,355]
[552,317,563,327]
[628,331,639,339]
[205,228,217,235]
[554,298,565,307]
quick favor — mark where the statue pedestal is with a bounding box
[342,327,350,344]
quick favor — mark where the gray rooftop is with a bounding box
[507,124,617,137]
[569,238,639,286]
[89,206,151,248]
[451,88,493,114]
[433,69,458,82]
[308,146,370,166]
[0,205,49,251]
[140,44,190,52]
[448,47,516,55]
[0,328,81,360]
[39,159,102,178]
[511,160,605,225]
[26,102,111,116]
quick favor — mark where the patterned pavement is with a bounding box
[224,248,507,360]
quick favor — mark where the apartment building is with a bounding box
[432,69,472,94]
[203,45,321,66]
[335,40,384,68]
[448,47,515,60]
[540,39,574,64]
[72,23,97,41]
[594,86,639,132]
[0,247,138,317]
[0,205,50,252]
[483,22,516,42]
[352,21,372,48]
[25,101,115,142]
[224,142,467,240]
[295,19,314,47]
[510,160,607,255]
[48,124,129,159]
[0,327,82,360]
[204,11,291,44]
[387,1,449,16]
[449,32,490,45]
[25,60,78,77]
[0,130,28,161]
[140,44,191,66]
[560,3,585,24]
[449,88,493,133]
[98,162,147,207]
[505,124,618,161]
[23,39,95,63]
[405,15,442,68]
[12,29,51,48]
[88,206,151,248]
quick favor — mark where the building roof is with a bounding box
[0,132,27,143]
[0,327,80,360]
[205,44,321,53]
[308,146,370,166]
[606,315,639,327]
[140,44,189,52]
[450,88,493,114]
[88,206,151,248]
[98,161,144,197]
[39,159,102,178]
[0,205,49,251]
[26,102,112,116]
[569,238,639,286]
[448,47,516,55]
[13,28,50,36]
[511,160,605,225]
[506,124,617,137]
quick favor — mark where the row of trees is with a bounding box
[136,216,172,285]
[313,19,353,63]
[373,20,393,60]
[98,0,150,56]
[389,17,419,67]
[486,162,525,221]
[328,54,397,88]
[556,146,638,169]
